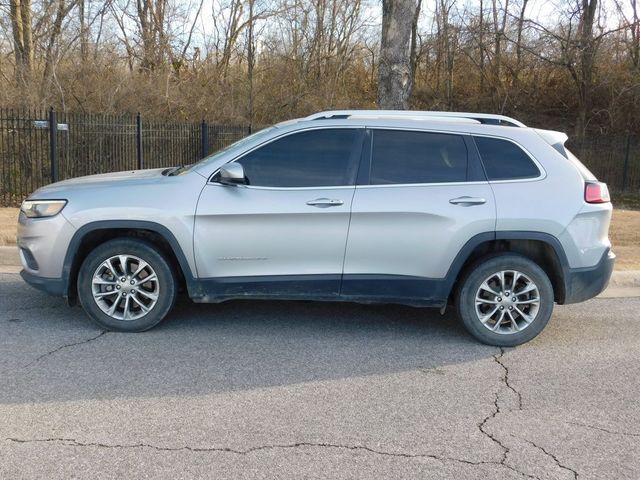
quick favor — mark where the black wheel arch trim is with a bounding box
[441,230,572,303]
[62,220,197,299]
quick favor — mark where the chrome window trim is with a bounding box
[210,184,356,192]
[354,181,490,189]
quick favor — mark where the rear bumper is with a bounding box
[20,269,65,296]
[563,249,615,304]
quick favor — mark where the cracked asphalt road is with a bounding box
[1,272,639,479]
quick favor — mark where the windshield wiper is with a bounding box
[162,165,184,176]
[169,164,192,176]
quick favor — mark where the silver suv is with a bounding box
[17,110,614,346]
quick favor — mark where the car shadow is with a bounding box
[0,275,499,404]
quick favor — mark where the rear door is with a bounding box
[342,128,496,302]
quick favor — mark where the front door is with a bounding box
[194,127,364,297]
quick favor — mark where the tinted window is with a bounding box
[474,136,540,180]
[370,130,467,184]
[236,129,359,187]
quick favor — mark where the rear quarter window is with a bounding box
[474,136,540,180]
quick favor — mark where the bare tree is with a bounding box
[435,0,457,109]
[573,0,599,139]
[247,0,255,127]
[136,0,169,72]
[513,0,528,83]
[409,0,422,89]
[615,0,639,70]
[42,0,77,88]
[78,0,89,62]
[9,0,33,85]
[378,0,420,109]
[523,0,610,138]
[489,0,509,108]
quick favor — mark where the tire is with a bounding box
[456,253,554,347]
[77,238,177,332]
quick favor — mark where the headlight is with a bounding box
[20,200,67,218]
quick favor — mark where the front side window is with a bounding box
[236,129,360,188]
[370,130,468,184]
[474,136,540,180]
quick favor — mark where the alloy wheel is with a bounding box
[474,270,541,334]
[91,254,160,321]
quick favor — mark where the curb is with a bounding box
[1,245,639,292]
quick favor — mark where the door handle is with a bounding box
[306,198,344,208]
[449,196,487,206]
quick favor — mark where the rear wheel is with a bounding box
[77,238,177,332]
[456,254,554,346]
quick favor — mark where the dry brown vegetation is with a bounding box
[0,208,18,247]
[1,207,639,270]
[610,209,640,270]
[0,1,638,138]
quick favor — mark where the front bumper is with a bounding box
[563,249,615,304]
[20,269,65,296]
[17,211,76,278]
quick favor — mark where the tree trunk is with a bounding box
[479,0,485,95]
[378,0,419,109]
[79,0,88,63]
[632,0,639,70]
[247,0,255,129]
[575,0,598,140]
[513,0,528,84]
[10,0,33,85]
[409,0,422,92]
[42,0,72,89]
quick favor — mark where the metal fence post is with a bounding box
[136,112,143,169]
[49,108,58,183]
[622,133,631,192]
[201,120,208,159]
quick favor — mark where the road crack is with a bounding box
[521,439,578,479]
[493,347,523,410]
[486,350,578,479]
[472,348,541,479]
[476,348,522,465]
[568,421,640,438]
[5,436,535,475]
[24,331,107,367]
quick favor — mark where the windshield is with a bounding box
[182,126,277,173]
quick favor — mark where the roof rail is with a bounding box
[304,110,526,127]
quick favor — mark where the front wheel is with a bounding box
[456,254,554,346]
[77,238,177,332]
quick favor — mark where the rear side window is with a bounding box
[370,130,467,184]
[474,136,540,180]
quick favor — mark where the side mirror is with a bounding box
[217,163,247,186]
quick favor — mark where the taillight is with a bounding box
[584,182,610,204]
